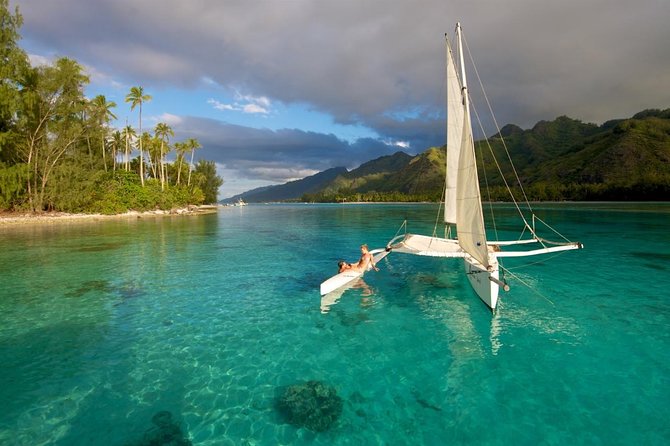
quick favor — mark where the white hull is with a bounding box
[464,256,499,311]
[319,250,389,296]
[391,234,503,310]
[320,270,364,296]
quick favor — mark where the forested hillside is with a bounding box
[481,110,670,200]
[297,109,670,202]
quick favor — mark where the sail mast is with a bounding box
[453,22,490,268]
[456,23,470,121]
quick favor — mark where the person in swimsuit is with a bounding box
[338,244,379,273]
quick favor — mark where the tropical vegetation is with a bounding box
[0,1,223,213]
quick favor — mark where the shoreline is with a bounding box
[0,205,219,227]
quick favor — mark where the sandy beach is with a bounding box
[0,205,219,227]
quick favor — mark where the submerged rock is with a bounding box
[65,280,112,298]
[151,410,174,428]
[125,410,192,446]
[276,380,343,432]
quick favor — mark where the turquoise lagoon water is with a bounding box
[0,203,669,445]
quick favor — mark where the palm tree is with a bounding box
[139,131,154,179]
[174,141,188,185]
[121,125,136,171]
[154,122,173,190]
[110,130,123,171]
[90,95,117,171]
[125,86,152,186]
[186,137,201,186]
[146,134,160,180]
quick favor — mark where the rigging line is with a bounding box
[469,97,533,233]
[433,141,448,238]
[533,214,574,243]
[516,224,528,242]
[476,138,500,241]
[461,32,534,214]
[433,178,447,238]
[392,219,408,239]
[500,265,555,306]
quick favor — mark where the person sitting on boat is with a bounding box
[338,244,379,273]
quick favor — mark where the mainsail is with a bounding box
[444,37,463,225]
[455,111,489,268]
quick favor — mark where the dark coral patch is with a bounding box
[125,410,192,446]
[276,380,343,432]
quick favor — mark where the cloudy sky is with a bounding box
[13,0,670,198]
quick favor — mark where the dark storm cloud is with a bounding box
[15,0,670,187]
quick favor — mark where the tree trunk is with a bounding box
[101,136,107,172]
[160,141,165,191]
[177,156,182,185]
[125,135,130,171]
[188,150,195,186]
[138,106,144,186]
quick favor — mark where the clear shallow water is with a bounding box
[1,203,669,445]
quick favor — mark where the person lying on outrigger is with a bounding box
[338,244,380,273]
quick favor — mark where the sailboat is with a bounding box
[386,23,583,311]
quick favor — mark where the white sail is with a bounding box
[455,111,489,267]
[444,38,463,225]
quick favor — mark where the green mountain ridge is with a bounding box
[223,166,348,203]
[234,108,670,202]
[482,109,670,199]
[321,152,415,194]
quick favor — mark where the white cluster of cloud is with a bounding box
[208,93,272,115]
[27,53,50,67]
[154,113,183,127]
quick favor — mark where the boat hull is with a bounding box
[463,256,499,311]
[320,270,363,296]
[319,250,389,296]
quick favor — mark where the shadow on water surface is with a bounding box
[65,280,114,298]
[71,241,128,253]
[0,320,107,420]
[630,251,670,262]
[64,279,146,305]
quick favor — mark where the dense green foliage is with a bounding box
[302,150,443,202]
[0,1,223,213]
[193,160,223,204]
[480,111,670,200]
[301,191,436,203]
[0,0,28,153]
[297,110,670,203]
[91,172,201,214]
